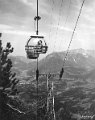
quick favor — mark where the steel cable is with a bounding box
[59,0,86,79]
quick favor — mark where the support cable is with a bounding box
[48,0,55,48]
[53,0,64,52]
[64,0,71,28]
[58,0,71,50]
[59,0,86,79]
[42,0,55,76]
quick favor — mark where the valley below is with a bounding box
[10,49,95,120]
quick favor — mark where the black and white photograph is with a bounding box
[0,0,95,120]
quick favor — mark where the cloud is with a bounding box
[0,0,36,30]
[0,24,13,30]
[20,0,32,5]
[0,24,32,36]
[0,0,32,17]
[0,0,95,57]
[2,30,32,36]
[52,25,73,32]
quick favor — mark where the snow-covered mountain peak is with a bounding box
[69,48,95,58]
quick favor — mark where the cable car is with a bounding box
[25,35,48,59]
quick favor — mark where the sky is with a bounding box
[0,0,95,58]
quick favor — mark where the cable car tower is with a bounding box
[25,0,48,120]
[46,79,56,120]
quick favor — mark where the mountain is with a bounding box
[70,48,95,58]
[8,56,36,76]
[27,49,95,78]
[16,49,95,119]
[8,49,95,80]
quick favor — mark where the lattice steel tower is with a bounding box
[46,75,56,120]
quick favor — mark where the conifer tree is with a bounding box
[0,33,19,120]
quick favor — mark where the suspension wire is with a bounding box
[48,0,55,49]
[58,0,71,50]
[64,0,71,28]
[43,0,55,74]
[53,0,64,52]
[59,0,86,79]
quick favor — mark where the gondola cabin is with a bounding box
[25,35,48,59]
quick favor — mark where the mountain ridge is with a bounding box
[9,49,95,80]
